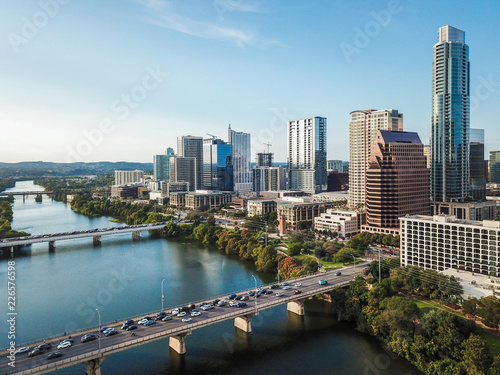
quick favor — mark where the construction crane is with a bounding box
[264,142,272,153]
[206,133,217,140]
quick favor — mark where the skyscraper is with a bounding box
[153,147,175,182]
[228,125,252,192]
[469,128,486,200]
[203,138,232,191]
[490,151,500,183]
[177,136,203,190]
[430,25,470,203]
[287,116,327,195]
[256,153,273,167]
[348,109,403,208]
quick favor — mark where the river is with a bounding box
[0,181,420,375]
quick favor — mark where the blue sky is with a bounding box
[1,0,500,164]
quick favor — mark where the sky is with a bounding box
[1,0,500,164]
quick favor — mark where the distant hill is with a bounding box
[0,161,153,178]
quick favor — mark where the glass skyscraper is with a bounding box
[203,138,232,191]
[228,125,252,192]
[430,25,470,202]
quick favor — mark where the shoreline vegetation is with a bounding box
[0,178,31,239]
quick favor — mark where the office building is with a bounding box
[276,198,328,231]
[327,172,349,192]
[400,215,500,277]
[430,26,470,202]
[423,145,431,169]
[114,170,143,186]
[490,151,500,183]
[287,116,327,195]
[327,160,344,172]
[203,138,232,191]
[153,147,175,182]
[228,125,252,192]
[363,131,430,235]
[177,136,203,190]
[252,166,286,193]
[470,128,486,200]
[349,109,403,208]
[169,157,196,191]
[314,209,365,238]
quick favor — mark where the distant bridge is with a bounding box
[0,191,55,202]
[0,223,168,252]
[0,268,357,375]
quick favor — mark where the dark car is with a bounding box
[47,352,63,360]
[99,326,111,333]
[270,284,279,289]
[265,290,273,295]
[126,324,138,331]
[81,334,97,343]
[36,343,52,351]
[228,293,237,300]
[294,290,302,294]
[237,302,247,308]
[335,271,342,276]
[29,349,44,358]
[124,319,134,325]
[105,330,119,336]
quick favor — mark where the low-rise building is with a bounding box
[314,209,365,238]
[400,214,500,277]
[184,190,234,210]
[431,201,497,221]
[247,199,277,217]
[276,199,329,231]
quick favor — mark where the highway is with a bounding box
[0,265,363,375]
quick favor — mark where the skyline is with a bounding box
[1,0,500,163]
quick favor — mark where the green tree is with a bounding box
[288,242,301,256]
[479,296,500,331]
[462,334,493,374]
[462,298,479,319]
[255,245,277,273]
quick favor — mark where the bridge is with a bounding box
[0,223,168,253]
[0,267,358,375]
[0,191,55,202]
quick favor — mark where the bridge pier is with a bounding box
[287,300,305,316]
[132,231,142,240]
[85,356,107,375]
[48,241,56,251]
[169,332,190,354]
[234,314,255,333]
[93,235,102,246]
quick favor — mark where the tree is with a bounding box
[288,242,301,256]
[461,334,493,374]
[301,257,318,274]
[479,296,500,331]
[462,298,479,319]
[255,245,277,273]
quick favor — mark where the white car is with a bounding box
[282,286,292,290]
[171,308,180,315]
[276,292,285,297]
[229,301,239,307]
[14,347,30,354]
[294,283,302,287]
[191,311,201,317]
[201,304,214,311]
[177,311,187,317]
[57,341,72,350]
[181,317,192,323]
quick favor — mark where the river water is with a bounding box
[0,181,420,375]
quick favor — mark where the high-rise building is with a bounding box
[490,151,500,183]
[430,25,470,203]
[327,160,344,172]
[423,145,431,169]
[364,130,430,234]
[256,153,273,167]
[287,116,327,195]
[252,166,286,192]
[169,157,196,191]
[469,128,486,200]
[177,136,203,190]
[203,138,232,191]
[348,109,403,208]
[228,125,252,192]
[153,147,175,182]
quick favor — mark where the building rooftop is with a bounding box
[400,214,500,229]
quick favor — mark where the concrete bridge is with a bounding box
[0,191,55,202]
[0,268,357,375]
[0,223,168,253]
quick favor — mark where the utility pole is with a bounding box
[265,224,268,247]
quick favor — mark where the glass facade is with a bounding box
[430,26,470,202]
[203,139,232,191]
[153,147,175,182]
[228,127,252,192]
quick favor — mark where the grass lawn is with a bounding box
[416,300,500,357]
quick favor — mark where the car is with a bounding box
[14,347,30,355]
[247,291,255,296]
[265,290,273,295]
[162,315,173,321]
[105,329,119,336]
[57,341,72,349]
[275,292,285,297]
[177,311,187,317]
[124,319,134,325]
[201,304,214,311]
[199,302,209,307]
[36,343,52,351]
[294,290,302,295]
[46,352,63,360]
[229,301,239,307]
[81,334,97,343]
[181,317,192,323]
[294,283,302,287]
[126,325,138,331]
[212,299,220,305]
[29,349,43,358]
[282,282,290,286]
[270,284,279,289]
[228,293,237,300]
[237,302,247,308]
[138,317,153,324]
[282,286,292,290]
[217,300,227,307]
[335,271,342,276]
[171,308,180,315]
[191,311,201,317]
[122,323,131,329]
[144,320,156,326]
[318,280,328,285]
[99,326,111,333]
[240,295,249,301]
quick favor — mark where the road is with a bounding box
[0,265,363,375]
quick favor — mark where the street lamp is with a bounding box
[161,278,166,312]
[251,274,257,313]
[95,308,101,354]
[350,254,356,280]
